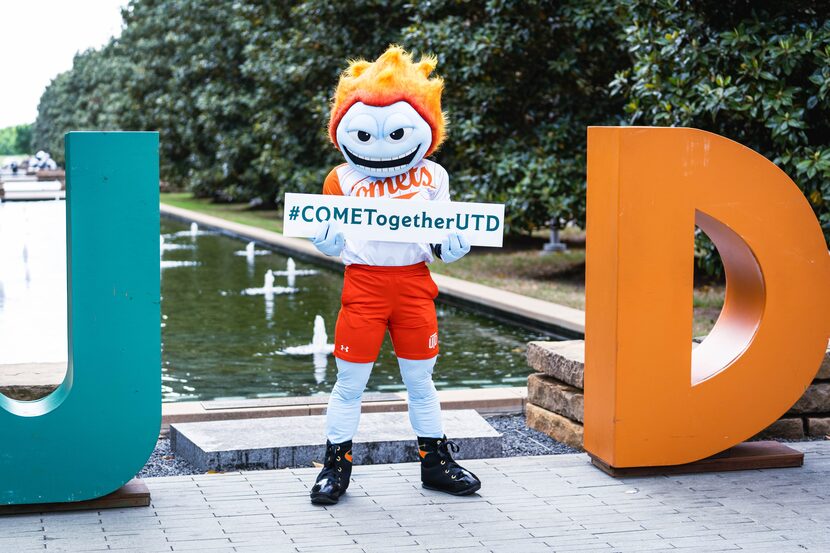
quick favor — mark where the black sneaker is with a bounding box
[418,436,481,496]
[310,440,353,505]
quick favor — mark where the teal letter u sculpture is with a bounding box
[0,132,160,505]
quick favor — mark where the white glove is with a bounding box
[440,233,471,263]
[311,222,345,257]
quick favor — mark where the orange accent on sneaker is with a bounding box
[418,449,427,459]
[345,451,353,463]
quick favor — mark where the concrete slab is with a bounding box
[201,392,400,410]
[1,189,65,201]
[160,386,526,434]
[0,362,65,400]
[0,362,65,386]
[170,409,502,471]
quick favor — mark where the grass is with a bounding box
[430,247,587,309]
[692,284,726,337]
[161,193,725,335]
[161,192,284,233]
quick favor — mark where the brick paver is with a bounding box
[1,442,828,552]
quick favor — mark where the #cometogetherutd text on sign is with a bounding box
[282,192,505,247]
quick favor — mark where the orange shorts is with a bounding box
[334,262,439,363]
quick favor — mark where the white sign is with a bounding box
[283,193,504,247]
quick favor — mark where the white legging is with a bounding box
[325,356,444,443]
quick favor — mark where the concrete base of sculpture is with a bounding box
[589,441,804,477]
[0,479,150,514]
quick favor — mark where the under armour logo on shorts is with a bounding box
[428,333,438,349]
[340,345,350,352]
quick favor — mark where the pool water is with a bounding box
[0,201,546,402]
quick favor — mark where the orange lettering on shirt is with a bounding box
[419,166,433,189]
[352,166,435,199]
[395,173,410,191]
[354,180,385,197]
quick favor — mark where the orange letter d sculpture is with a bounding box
[584,127,830,469]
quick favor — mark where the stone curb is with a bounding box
[160,387,528,435]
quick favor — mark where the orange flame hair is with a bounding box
[329,45,446,156]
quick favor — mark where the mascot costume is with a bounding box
[309,46,481,505]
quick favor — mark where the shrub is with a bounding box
[612,0,830,274]
[0,124,33,155]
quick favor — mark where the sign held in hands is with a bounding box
[282,193,505,247]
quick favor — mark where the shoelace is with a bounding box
[437,440,467,480]
[320,445,344,478]
[441,440,461,455]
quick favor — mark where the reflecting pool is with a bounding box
[0,201,547,402]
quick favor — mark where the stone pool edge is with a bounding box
[159,202,586,338]
[160,387,528,435]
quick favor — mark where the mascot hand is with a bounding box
[311,222,345,257]
[441,233,471,263]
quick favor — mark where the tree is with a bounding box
[31,42,132,165]
[402,0,628,233]
[31,0,829,276]
[611,0,830,275]
[0,127,16,155]
[0,124,33,155]
[239,1,414,203]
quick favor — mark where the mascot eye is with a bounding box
[348,130,375,144]
[386,128,412,143]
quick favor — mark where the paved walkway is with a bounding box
[1,442,828,553]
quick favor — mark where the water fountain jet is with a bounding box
[160,233,195,252]
[242,269,296,296]
[264,269,275,293]
[281,315,336,381]
[235,241,269,259]
[271,257,317,282]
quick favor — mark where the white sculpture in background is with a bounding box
[27,151,58,171]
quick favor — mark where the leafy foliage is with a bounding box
[31,0,829,275]
[401,0,627,232]
[236,1,412,202]
[0,124,33,155]
[611,0,830,275]
[32,42,132,165]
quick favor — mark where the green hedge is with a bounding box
[611,0,830,275]
[32,0,829,274]
[0,124,32,155]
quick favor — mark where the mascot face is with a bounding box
[329,46,446,177]
[336,101,431,178]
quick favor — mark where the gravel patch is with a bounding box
[137,438,201,478]
[137,414,579,478]
[484,414,580,456]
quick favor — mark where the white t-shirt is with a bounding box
[322,159,450,266]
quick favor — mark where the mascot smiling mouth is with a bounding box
[342,145,421,171]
